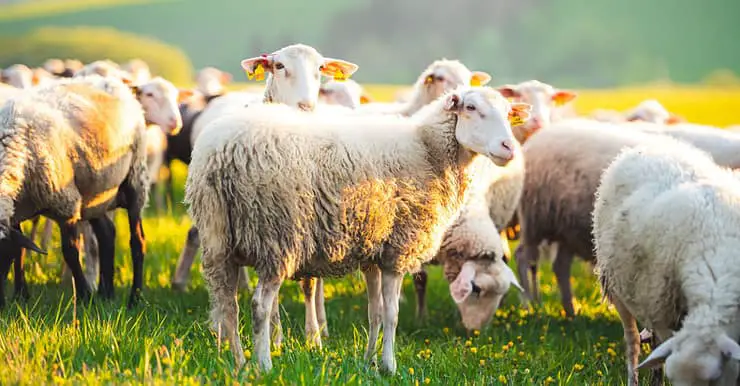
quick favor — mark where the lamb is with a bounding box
[355,59,491,117]
[0,75,156,308]
[184,86,521,373]
[172,44,358,292]
[318,78,372,109]
[593,138,740,386]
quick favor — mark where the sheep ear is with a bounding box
[450,263,476,303]
[321,58,359,81]
[10,228,46,255]
[444,93,461,112]
[241,56,272,81]
[497,85,520,98]
[717,334,740,360]
[552,90,577,106]
[637,337,675,369]
[220,71,232,84]
[502,264,524,292]
[666,113,684,124]
[470,71,491,87]
[359,94,372,104]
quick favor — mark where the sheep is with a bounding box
[318,78,372,109]
[173,44,359,348]
[0,75,158,308]
[121,59,152,86]
[593,138,740,386]
[184,86,521,373]
[1,64,38,89]
[195,66,232,99]
[591,99,685,124]
[355,59,491,117]
[74,60,132,83]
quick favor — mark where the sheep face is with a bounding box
[136,77,192,135]
[444,87,524,167]
[195,67,232,97]
[241,43,358,112]
[1,64,34,89]
[625,99,686,124]
[418,59,491,104]
[497,80,577,140]
[319,79,364,109]
[449,260,523,331]
[638,331,740,386]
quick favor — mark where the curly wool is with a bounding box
[185,96,490,281]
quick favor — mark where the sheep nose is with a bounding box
[298,101,315,112]
[169,117,182,130]
[530,116,543,129]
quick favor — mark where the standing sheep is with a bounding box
[593,138,740,386]
[184,86,521,373]
[173,44,359,291]
[0,75,155,308]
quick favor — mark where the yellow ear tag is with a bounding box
[470,77,481,87]
[509,115,525,127]
[333,69,347,81]
[424,75,434,85]
[253,64,265,81]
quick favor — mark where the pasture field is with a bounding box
[1,85,739,385]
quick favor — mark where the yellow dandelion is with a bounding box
[498,375,507,383]
[244,350,251,359]
[424,378,431,385]
[607,348,617,357]
[502,345,510,352]
[479,359,486,366]
[597,370,603,376]
[544,376,555,385]
[470,347,478,354]
[473,330,480,337]
[574,363,584,371]
[518,351,525,357]
[409,367,415,376]
[465,340,472,347]
[443,327,450,334]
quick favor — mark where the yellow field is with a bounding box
[231,82,740,128]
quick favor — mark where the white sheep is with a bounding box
[593,137,740,386]
[355,59,491,117]
[195,66,232,99]
[1,64,38,89]
[184,86,520,373]
[121,58,152,86]
[0,75,155,307]
[318,78,372,109]
[172,43,359,346]
[590,99,685,124]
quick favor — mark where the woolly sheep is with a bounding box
[0,75,154,307]
[355,59,491,117]
[593,138,740,386]
[74,60,133,84]
[591,99,685,124]
[318,78,372,109]
[195,66,232,99]
[1,64,37,89]
[184,86,520,373]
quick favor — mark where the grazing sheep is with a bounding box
[356,59,491,117]
[593,138,740,386]
[318,78,372,109]
[184,86,520,373]
[0,75,157,308]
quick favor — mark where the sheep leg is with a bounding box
[80,222,100,293]
[163,162,175,212]
[648,333,665,386]
[0,239,18,308]
[90,217,115,299]
[270,292,283,348]
[40,217,53,252]
[552,246,575,317]
[172,226,200,291]
[59,222,91,302]
[301,277,321,348]
[252,276,282,371]
[12,224,29,301]
[363,265,382,366]
[28,216,40,246]
[202,251,246,368]
[238,266,252,291]
[315,278,328,338]
[380,270,402,374]
[126,212,145,308]
[514,243,537,307]
[412,268,427,319]
[612,295,640,386]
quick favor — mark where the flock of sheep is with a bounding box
[2,43,740,385]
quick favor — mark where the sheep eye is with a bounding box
[465,104,476,111]
[471,281,482,296]
[145,92,154,98]
[274,62,285,70]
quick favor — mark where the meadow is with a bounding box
[1,85,739,385]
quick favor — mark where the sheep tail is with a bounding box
[0,100,30,238]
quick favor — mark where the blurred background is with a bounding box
[1,0,738,88]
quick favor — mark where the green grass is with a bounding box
[0,161,643,385]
